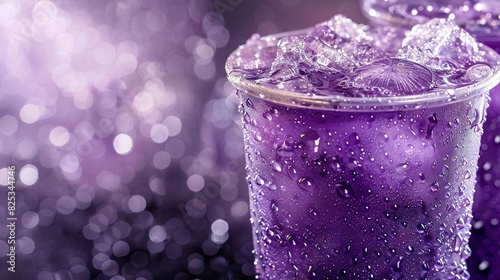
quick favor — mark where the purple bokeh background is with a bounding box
[0,1,364,279]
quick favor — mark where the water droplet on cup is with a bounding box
[308,208,319,220]
[426,113,438,139]
[270,200,279,212]
[271,161,282,172]
[430,182,439,192]
[347,132,361,145]
[405,246,414,255]
[277,140,294,157]
[246,98,253,108]
[335,182,354,198]
[417,223,427,233]
[255,175,265,186]
[262,111,273,120]
[298,177,315,192]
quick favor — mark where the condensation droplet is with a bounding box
[255,175,265,186]
[308,208,319,220]
[464,170,472,179]
[245,98,253,108]
[430,182,439,192]
[335,182,354,198]
[405,246,414,255]
[262,111,273,120]
[270,200,279,212]
[297,177,315,191]
[287,165,298,180]
[347,132,360,145]
[271,161,282,172]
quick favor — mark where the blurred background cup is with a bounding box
[361,1,500,278]
[226,25,500,278]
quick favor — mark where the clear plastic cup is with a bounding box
[226,27,500,279]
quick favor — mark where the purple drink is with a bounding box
[226,16,500,279]
[361,2,500,278]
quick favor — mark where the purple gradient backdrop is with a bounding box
[0,1,364,279]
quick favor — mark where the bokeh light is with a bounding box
[0,0,364,279]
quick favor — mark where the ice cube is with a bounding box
[309,14,370,45]
[264,36,306,82]
[402,18,483,64]
[268,51,301,82]
[228,34,277,80]
[232,34,277,69]
[460,63,492,83]
[308,23,345,46]
[345,58,434,96]
[305,70,346,93]
[309,17,401,65]
[302,36,355,72]
[396,45,458,74]
[267,36,355,84]
[342,42,390,66]
[446,62,492,85]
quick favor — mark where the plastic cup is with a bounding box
[226,28,500,279]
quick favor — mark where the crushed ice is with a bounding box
[229,16,496,97]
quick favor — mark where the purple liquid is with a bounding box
[242,92,486,279]
[227,16,500,279]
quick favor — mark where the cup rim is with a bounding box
[226,28,500,112]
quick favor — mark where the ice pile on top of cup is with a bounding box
[227,15,499,97]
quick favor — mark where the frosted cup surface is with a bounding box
[226,15,500,279]
[361,1,500,278]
